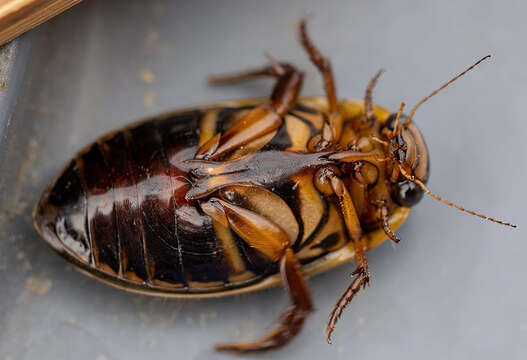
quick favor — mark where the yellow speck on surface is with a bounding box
[143,90,156,107]
[145,28,159,46]
[23,260,32,272]
[25,277,53,295]
[139,69,155,84]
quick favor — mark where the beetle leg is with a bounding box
[208,62,289,84]
[364,69,384,126]
[375,200,400,244]
[204,64,303,160]
[316,168,370,343]
[299,19,342,143]
[201,198,313,353]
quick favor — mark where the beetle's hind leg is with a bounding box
[201,198,313,353]
[216,249,312,353]
[208,60,288,85]
[314,167,371,343]
[199,62,303,160]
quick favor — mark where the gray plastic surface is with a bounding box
[0,1,525,359]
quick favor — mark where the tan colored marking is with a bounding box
[291,172,324,246]
[151,279,186,288]
[188,280,225,288]
[212,219,247,274]
[340,99,392,125]
[340,99,365,120]
[338,121,358,148]
[298,97,330,114]
[290,108,325,130]
[285,114,311,151]
[228,186,299,245]
[97,262,117,276]
[124,271,145,284]
[297,203,347,261]
[199,109,219,146]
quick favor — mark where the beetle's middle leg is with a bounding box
[314,166,370,343]
[299,19,342,145]
[199,62,303,160]
[201,197,313,353]
[364,69,384,127]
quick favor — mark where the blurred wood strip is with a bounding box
[0,0,83,46]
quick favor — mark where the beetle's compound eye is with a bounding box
[383,112,408,132]
[393,180,424,206]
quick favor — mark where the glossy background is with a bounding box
[0,1,525,359]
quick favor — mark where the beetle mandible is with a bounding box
[33,20,515,353]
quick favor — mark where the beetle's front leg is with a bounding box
[314,166,370,343]
[198,63,303,160]
[201,197,313,353]
[374,199,401,244]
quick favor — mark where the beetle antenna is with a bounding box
[399,167,516,228]
[405,55,491,126]
[392,102,406,137]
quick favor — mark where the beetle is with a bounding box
[33,20,515,353]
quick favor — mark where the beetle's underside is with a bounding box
[35,144,411,298]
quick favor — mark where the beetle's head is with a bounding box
[370,55,515,228]
[381,108,429,207]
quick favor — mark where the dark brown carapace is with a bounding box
[33,20,515,353]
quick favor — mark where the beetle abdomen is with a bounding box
[35,109,278,292]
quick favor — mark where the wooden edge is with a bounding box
[0,0,83,46]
